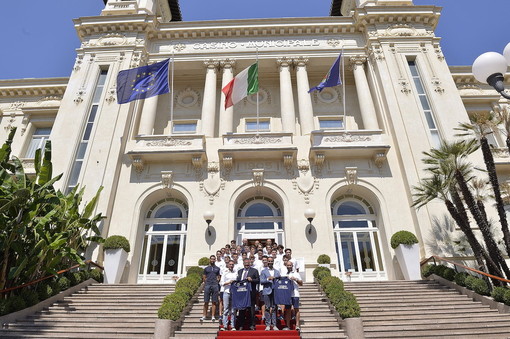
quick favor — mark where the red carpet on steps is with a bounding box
[217,311,300,339]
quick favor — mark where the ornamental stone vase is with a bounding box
[394,243,420,280]
[104,248,128,284]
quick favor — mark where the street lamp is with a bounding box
[304,208,316,234]
[472,42,510,99]
[203,211,214,236]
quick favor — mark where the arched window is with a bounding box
[138,198,188,283]
[332,195,385,281]
[235,196,284,245]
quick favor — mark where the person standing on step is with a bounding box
[201,255,221,322]
[283,261,302,331]
[236,258,260,330]
[260,256,281,331]
[220,260,238,331]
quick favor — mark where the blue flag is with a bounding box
[117,59,170,104]
[309,53,342,93]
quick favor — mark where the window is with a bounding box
[408,60,441,148]
[246,119,270,132]
[319,117,344,129]
[172,121,197,134]
[25,127,51,158]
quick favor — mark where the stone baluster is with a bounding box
[219,59,236,136]
[277,57,296,134]
[294,57,315,135]
[350,56,380,130]
[201,60,219,137]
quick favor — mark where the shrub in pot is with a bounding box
[103,235,130,284]
[198,257,209,266]
[187,266,204,276]
[391,230,420,280]
[158,302,182,321]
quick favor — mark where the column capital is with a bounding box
[204,59,220,70]
[219,58,236,70]
[293,56,309,67]
[276,57,293,68]
[349,56,367,69]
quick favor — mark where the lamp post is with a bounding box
[203,211,214,236]
[472,43,510,99]
[304,208,316,234]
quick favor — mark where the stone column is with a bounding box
[350,56,379,130]
[219,59,235,136]
[277,57,296,134]
[294,57,315,135]
[201,60,219,137]
[138,96,158,135]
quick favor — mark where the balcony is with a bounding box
[491,148,510,171]
[309,129,390,167]
[126,134,207,172]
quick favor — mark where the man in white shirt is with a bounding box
[283,261,302,331]
[284,248,299,272]
[220,260,238,331]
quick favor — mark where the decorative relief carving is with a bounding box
[161,171,173,189]
[176,87,201,108]
[345,167,358,185]
[293,56,308,67]
[37,96,62,107]
[373,152,387,168]
[314,153,325,175]
[232,135,282,144]
[492,148,510,158]
[200,162,226,205]
[132,157,144,174]
[105,85,117,103]
[246,87,271,105]
[74,89,86,104]
[98,33,127,46]
[146,138,192,147]
[368,44,385,62]
[21,159,35,169]
[283,153,294,175]
[313,87,340,104]
[297,159,310,174]
[220,58,235,70]
[276,57,292,69]
[130,51,147,68]
[431,79,444,94]
[252,169,264,189]
[173,43,186,52]
[434,43,445,61]
[327,39,341,47]
[399,80,411,94]
[204,59,220,71]
[349,56,367,68]
[221,154,233,177]
[192,155,204,177]
[73,55,84,72]
[384,24,417,37]
[292,173,318,204]
[9,101,24,111]
[323,134,372,143]
[20,114,30,136]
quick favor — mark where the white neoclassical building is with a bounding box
[0,0,508,284]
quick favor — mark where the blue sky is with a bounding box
[0,0,508,80]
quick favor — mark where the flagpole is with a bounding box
[170,53,175,135]
[256,48,260,136]
[342,44,346,131]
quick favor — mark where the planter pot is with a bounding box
[318,264,331,268]
[344,317,365,339]
[104,248,128,284]
[154,319,175,339]
[394,243,420,280]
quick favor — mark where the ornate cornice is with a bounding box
[354,6,442,33]
[0,78,67,98]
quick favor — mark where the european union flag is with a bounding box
[117,59,170,104]
[309,53,342,93]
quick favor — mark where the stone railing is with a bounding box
[222,132,293,149]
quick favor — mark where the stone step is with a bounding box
[361,312,509,322]
[365,316,510,327]
[0,332,152,339]
[359,301,489,310]
[364,326,510,338]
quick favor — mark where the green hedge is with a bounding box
[454,272,469,287]
[103,235,131,253]
[315,269,360,319]
[90,268,104,283]
[158,275,203,320]
[492,287,508,303]
[390,230,418,249]
[504,289,510,306]
[198,257,209,266]
[313,266,331,279]
[187,266,204,277]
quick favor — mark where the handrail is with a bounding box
[421,255,510,284]
[0,260,104,295]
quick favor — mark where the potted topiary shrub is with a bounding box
[391,230,420,280]
[103,235,130,284]
[198,257,209,268]
[317,254,331,268]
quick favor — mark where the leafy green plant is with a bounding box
[36,284,53,300]
[390,230,419,249]
[198,257,209,266]
[467,276,490,296]
[103,235,130,253]
[454,272,469,287]
[89,269,103,283]
[22,289,40,307]
[504,289,510,306]
[492,287,508,303]
[5,295,26,314]
[175,286,194,299]
[313,266,331,279]
[421,265,435,278]
[68,272,83,286]
[163,293,188,309]
[332,290,361,318]
[316,270,331,283]
[0,299,8,316]
[187,266,204,276]
[80,270,90,281]
[158,302,182,320]
[317,254,331,264]
[57,276,71,291]
[441,267,456,281]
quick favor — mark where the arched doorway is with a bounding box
[331,195,386,281]
[235,196,284,246]
[137,198,188,284]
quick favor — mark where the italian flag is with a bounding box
[222,63,259,109]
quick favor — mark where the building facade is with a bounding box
[0,0,506,284]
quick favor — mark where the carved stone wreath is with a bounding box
[246,87,271,105]
[232,135,282,144]
[314,87,340,104]
[146,138,192,147]
[176,87,201,108]
[98,33,127,46]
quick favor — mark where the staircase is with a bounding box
[345,280,510,338]
[0,283,173,338]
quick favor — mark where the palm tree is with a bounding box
[457,112,510,257]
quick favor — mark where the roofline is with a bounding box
[101,0,182,21]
